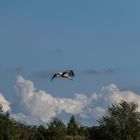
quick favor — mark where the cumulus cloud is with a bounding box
[0,93,10,112]
[9,75,140,125]
[12,76,85,123]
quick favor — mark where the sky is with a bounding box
[0,0,140,126]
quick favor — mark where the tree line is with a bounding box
[0,101,140,140]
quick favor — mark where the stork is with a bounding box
[51,70,74,81]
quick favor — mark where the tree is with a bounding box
[47,118,66,140]
[88,126,108,140]
[67,115,79,136]
[98,101,140,140]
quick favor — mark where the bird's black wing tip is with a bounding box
[51,74,57,81]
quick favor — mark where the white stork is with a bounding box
[51,70,74,81]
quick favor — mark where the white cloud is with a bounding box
[9,76,140,125]
[0,93,10,112]
[12,76,85,123]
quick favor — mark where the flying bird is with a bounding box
[51,70,74,81]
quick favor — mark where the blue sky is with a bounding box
[0,0,140,125]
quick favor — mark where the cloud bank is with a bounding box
[1,75,140,125]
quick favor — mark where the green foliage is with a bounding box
[28,125,48,140]
[0,101,140,140]
[0,114,19,140]
[67,115,88,140]
[47,118,66,140]
[98,101,140,140]
[67,115,79,136]
[65,135,87,140]
[88,126,109,140]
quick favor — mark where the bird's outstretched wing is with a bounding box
[62,70,74,77]
[51,74,57,81]
[69,70,74,77]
